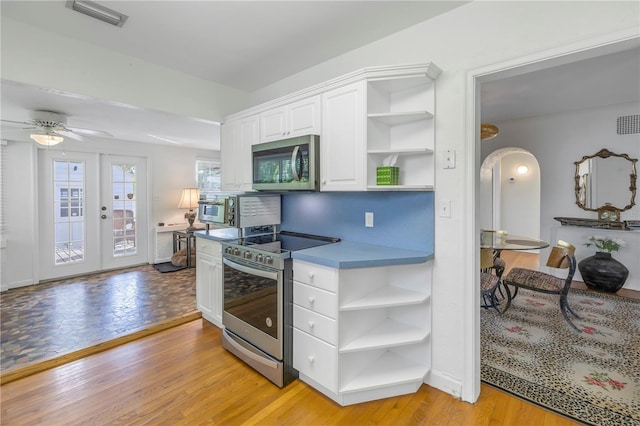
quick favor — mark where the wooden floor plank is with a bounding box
[1,319,579,425]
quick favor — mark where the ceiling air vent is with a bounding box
[617,114,640,135]
[66,0,128,27]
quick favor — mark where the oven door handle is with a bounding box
[223,257,279,281]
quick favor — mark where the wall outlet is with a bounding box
[443,150,456,169]
[365,212,374,227]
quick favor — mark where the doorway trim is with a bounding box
[463,28,639,402]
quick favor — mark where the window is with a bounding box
[59,188,84,217]
[196,160,221,198]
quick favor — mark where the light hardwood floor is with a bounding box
[7,252,634,425]
[0,319,578,425]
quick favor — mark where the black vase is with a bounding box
[578,252,629,293]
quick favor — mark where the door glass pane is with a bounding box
[112,163,137,257]
[54,160,85,264]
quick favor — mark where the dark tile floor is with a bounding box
[0,264,196,372]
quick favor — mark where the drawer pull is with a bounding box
[308,321,315,329]
[308,355,315,364]
[308,296,315,305]
[308,272,315,279]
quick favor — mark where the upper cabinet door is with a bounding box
[221,115,259,191]
[260,96,321,143]
[260,106,287,143]
[320,81,366,191]
[288,96,321,137]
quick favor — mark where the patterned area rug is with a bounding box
[481,288,640,426]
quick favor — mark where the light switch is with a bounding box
[440,199,451,218]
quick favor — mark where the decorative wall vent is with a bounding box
[617,114,640,135]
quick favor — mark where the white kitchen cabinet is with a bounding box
[260,95,321,143]
[366,71,438,190]
[195,237,223,327]
[320,81,367,191]
[220,114,259,191]
[292,259,432,406]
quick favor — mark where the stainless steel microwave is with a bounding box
[198,194,281,228]
[252,135,319,191]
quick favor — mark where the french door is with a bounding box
[38,151,148,280]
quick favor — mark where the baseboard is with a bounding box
[425,369,463,400]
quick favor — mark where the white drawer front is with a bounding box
[293,305,337,345]
[293,261,338,292]
[293,328,337,392]
[293,282,337,318]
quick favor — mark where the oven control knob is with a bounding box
[265,256,273,265]
[233,248,240,256]
[225,247,233,254]
[256,254,264,263]
[244,251,252,260]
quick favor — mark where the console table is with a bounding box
[173,230,199,267]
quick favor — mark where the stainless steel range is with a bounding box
[221,231,339,387]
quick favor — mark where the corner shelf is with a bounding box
[339,318,429,353]
[366,71,437,190]
[367,111,433,125]
[339,350,427,394]
[340,286,429,311]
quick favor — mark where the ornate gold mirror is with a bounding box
[574,148,637,214]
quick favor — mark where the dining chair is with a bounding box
[480,247,509,313]
[502,240,581,332]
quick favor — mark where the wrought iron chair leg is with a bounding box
[562,296,581,319]
[560,299,581,332]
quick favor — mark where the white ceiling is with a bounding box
[1,1,638,150]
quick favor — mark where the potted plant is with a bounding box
[578,235,628,292]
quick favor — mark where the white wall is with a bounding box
[2,138,218,289]
[482,102,640,265]
[499,152,540,239]
[243,1,639,401]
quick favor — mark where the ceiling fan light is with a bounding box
[30,133,64,146]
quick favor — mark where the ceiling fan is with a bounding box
[0,110,113,146]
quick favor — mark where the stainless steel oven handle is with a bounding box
[223,257,279,281]
[222,329,279,369]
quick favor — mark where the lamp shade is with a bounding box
[178,188,200,209]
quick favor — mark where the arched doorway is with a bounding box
[480,147,541,240]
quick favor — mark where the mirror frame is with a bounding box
[574,148,638,213]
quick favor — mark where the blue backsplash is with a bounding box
[281,192,434,252]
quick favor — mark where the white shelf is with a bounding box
[340,318,429,353]
[367,184,434,191]
[339,350,428,394]
[367,111,432,125]
[367,148,433,155]
[341,286,429,311]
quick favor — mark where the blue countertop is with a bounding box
[193,228,241,241]
[292,240,433,269]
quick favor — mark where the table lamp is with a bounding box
[178,188,200,230]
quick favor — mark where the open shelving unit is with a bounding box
[366,70,438,190]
